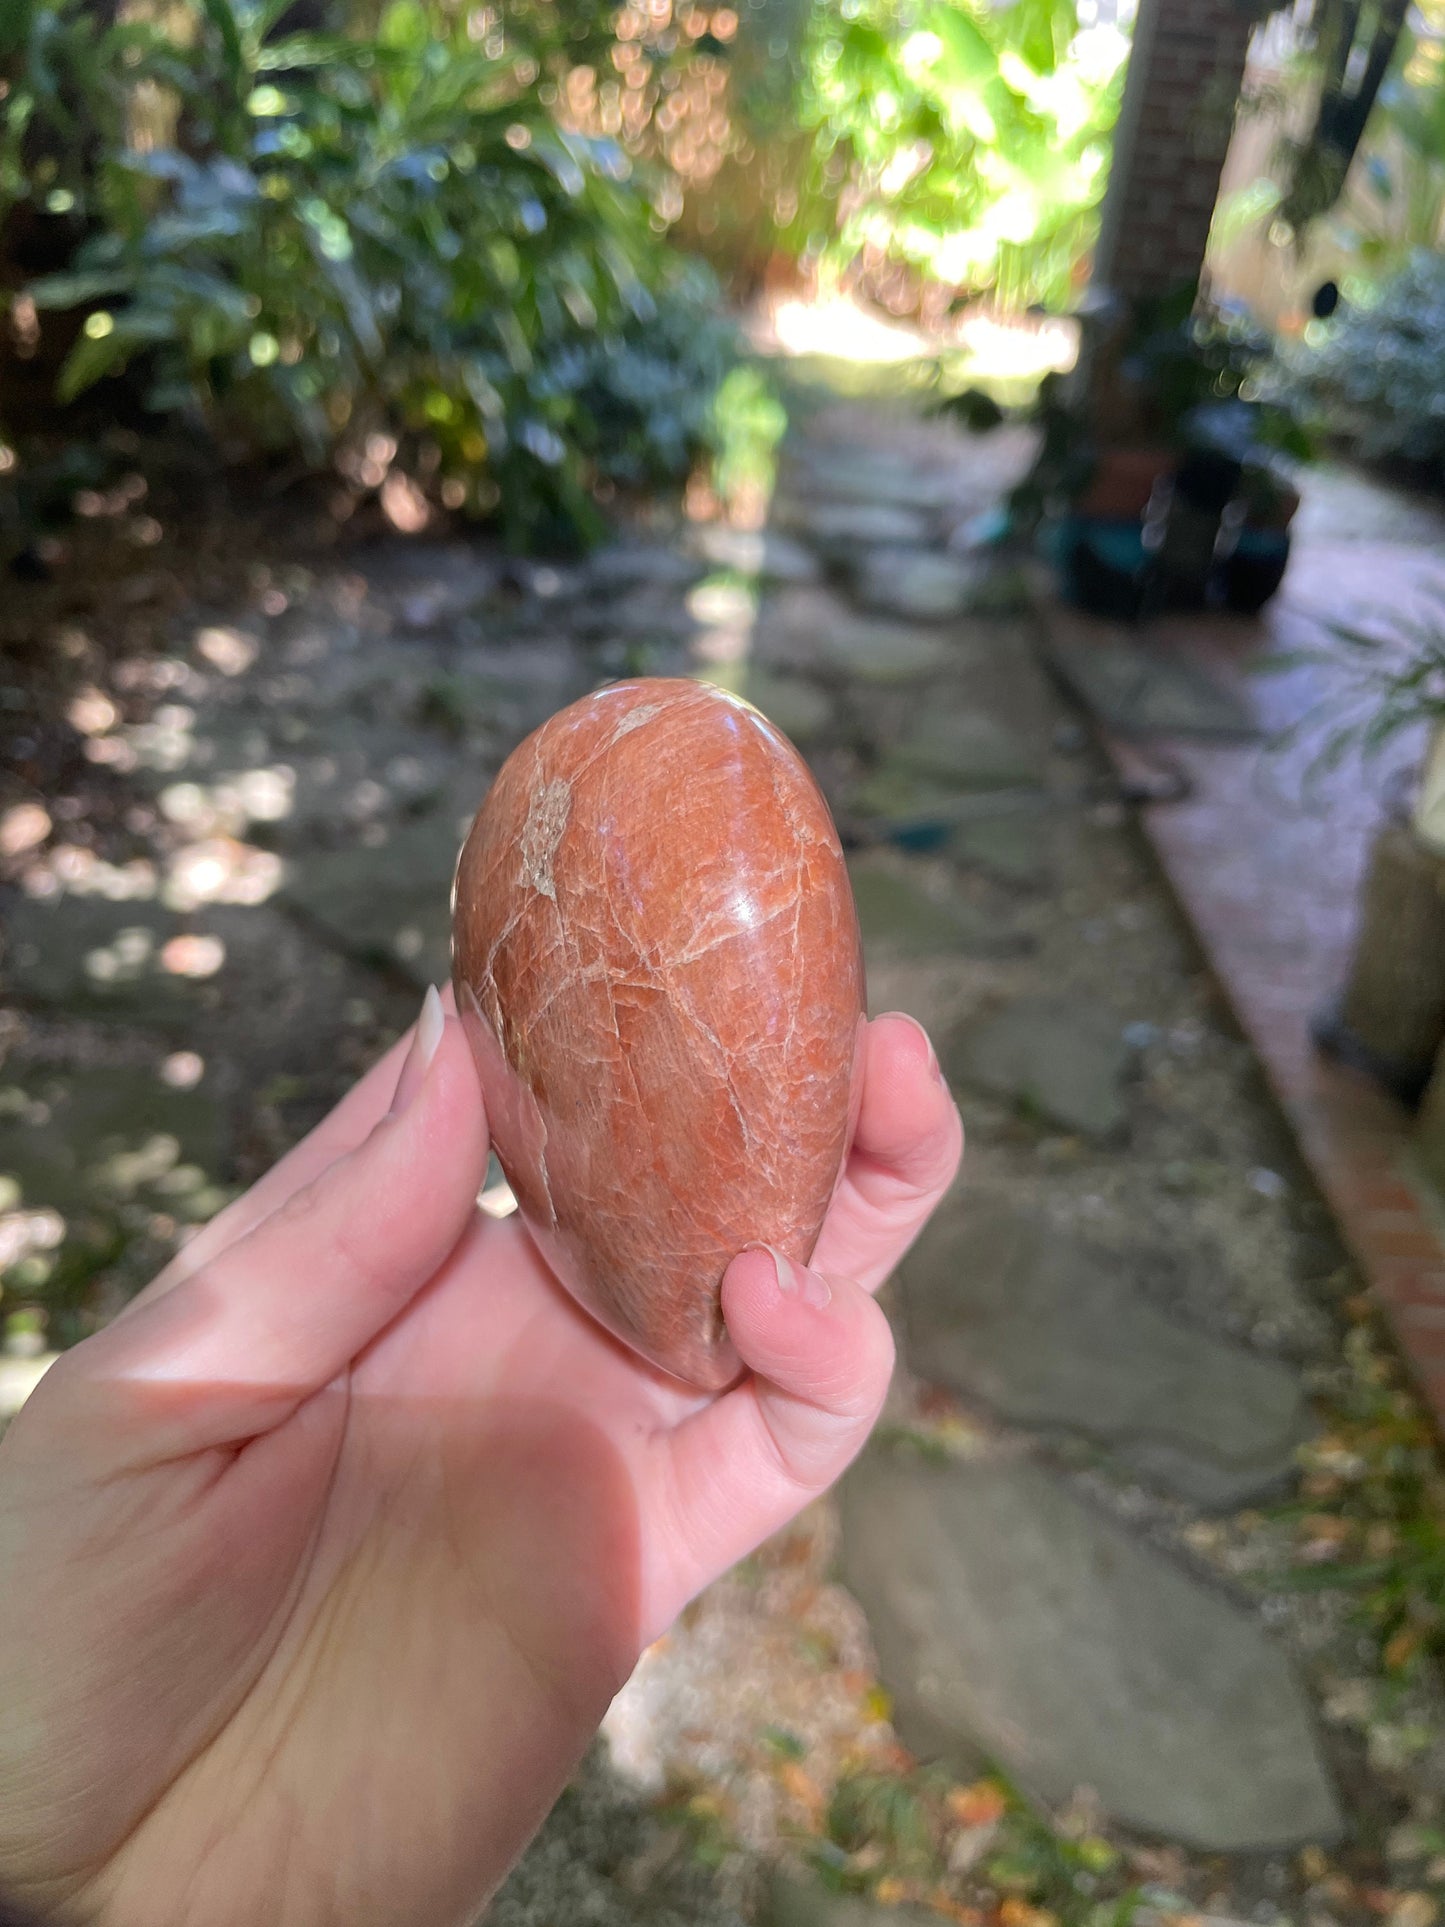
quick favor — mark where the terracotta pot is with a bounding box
[1075,446,1175,521]
[1318,817,1445,1103]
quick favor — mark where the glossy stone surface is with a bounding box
[452,678,865,1389]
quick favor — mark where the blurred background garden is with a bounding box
[4,2,1445,1924]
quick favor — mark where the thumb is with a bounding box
[54,988,489,1460]
[721,1243,896,1492]
[649,1243,894,1633]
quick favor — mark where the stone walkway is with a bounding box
[1042,526,1445,1429]
[750,404,1343,1857]
[2,387,1444,1922]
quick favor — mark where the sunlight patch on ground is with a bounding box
[598,1505,900,1850]
[749,291,1078,391]
[755,293,933,365]
[0,804,52,858]
[951,307,1078,382]
[685,575,758,668]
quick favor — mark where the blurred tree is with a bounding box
[1255,0,1415,236]
[781,0,1130,315]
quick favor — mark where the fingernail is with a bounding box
[389,985,445,1117]
[888,1010,945,1087]
[763,1243,831,1310]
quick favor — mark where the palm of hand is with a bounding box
[0,1006,959,1927]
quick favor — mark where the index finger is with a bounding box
[133,985,462,1303]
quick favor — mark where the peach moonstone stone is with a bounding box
[452,677,865,1390]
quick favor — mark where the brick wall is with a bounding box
[1093,0,1256,301]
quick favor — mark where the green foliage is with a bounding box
[789,0,1128,311]
[708,364,787,519]
[1284,249,1445,480]
[803,1762,1143,1925]
[1273,1318,1445,1680]
[980,1781,1134,1925]
[825,1767,938,1873]
[1258,584,1445,792]
[2,0,736,545]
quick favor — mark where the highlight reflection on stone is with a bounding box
[452,678,865,1389]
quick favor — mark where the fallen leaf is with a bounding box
[863,1684,895,1724]
[998,1898,1056,1927]
[947,1781,1010,1828]
[1384,1627,1422,1671]
[928,1893,984,1924]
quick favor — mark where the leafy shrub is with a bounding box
[1283,248,1445,480]
[1,0,737,546]
[788,0,1129,312]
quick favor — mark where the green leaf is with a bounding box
[55,309,174,402]
[26,268,134,309]
[378,0,429,53]
[254,34,361,72]
[928,4,998,85]
[197,0,247,87]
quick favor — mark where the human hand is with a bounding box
[0,989,960,1927]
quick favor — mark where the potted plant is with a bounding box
[994,287,1310,618]
[1300,601,1445,1121]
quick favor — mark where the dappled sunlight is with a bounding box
[24,847,158,901]
[83,924,165,988]
[194,626,258,677]
[757,291,935,365]
[158,935,227,981]
[0,804,52,858]
[0,1042,232,1369]
[158,766,295,836]
[0,1206,65,1274]
[163,838,282,913]
[0,1351,59,1420]
[685,576,758,670]
[751,289,1077,397]
[951,308,1078,383]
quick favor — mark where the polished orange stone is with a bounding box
[452,677,865,1389]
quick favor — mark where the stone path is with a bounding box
[897,1200,1309,1508]
[740,406,1345,1861]
[841,1451,1339,1850]
[2,385,1436,1919]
